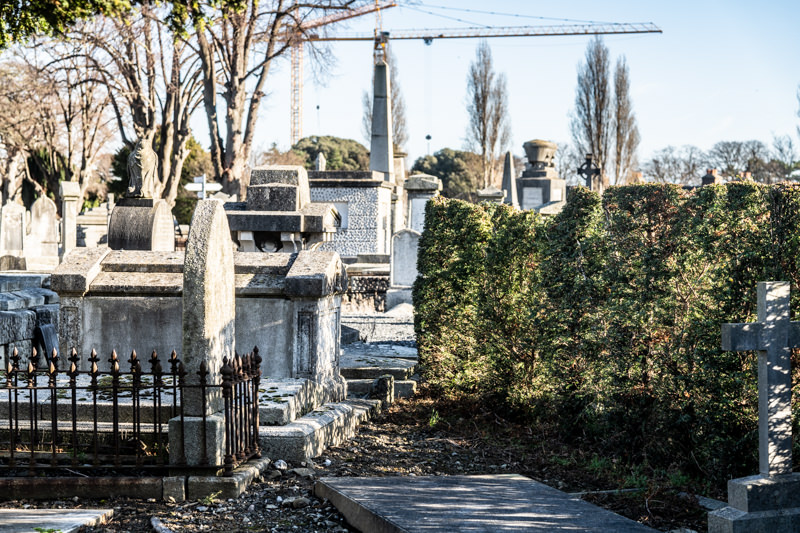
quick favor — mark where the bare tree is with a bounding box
[643,145,707,185]
[73,1,204,206]
[611,57,639,185]
[184,0,361,196]
[554,142,584,186]
[570,37,612,186]
[772,134,797,181]
[361,48,408,151]
[465,40,511,189]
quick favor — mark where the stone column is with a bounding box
[59,181,81,259]
[369,60,394,182]
[403,174,442,234]
[170,199,236,468]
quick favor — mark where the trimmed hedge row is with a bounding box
[413,183,800,486]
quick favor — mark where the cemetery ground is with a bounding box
[0,385,709,533]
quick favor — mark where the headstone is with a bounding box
[182,199,236,417]
[501,151,518,208]
[26,196,60,269]
[60,181,81,258]
[369,60,394,182]
[316,152,327,171]
[708,281,800,531]
[390,229,420,288]
[0,202,26,257]
[170,199,235,467]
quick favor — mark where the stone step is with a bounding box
[259,377,344,426]
[259,399,380,463]
[345,378,417,399]
[340,354,417,380]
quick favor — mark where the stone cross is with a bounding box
[722,281,797,477]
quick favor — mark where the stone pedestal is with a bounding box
[477,185,504,204]
[60,181,80,258]
[709,474,800,532]
[404,174,442,234]
[107,198,175,251]
[518,140,565,215]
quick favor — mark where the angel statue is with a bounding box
[127,135,158,198]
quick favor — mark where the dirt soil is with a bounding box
[0,387,709,532]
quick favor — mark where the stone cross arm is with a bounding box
[722,321,800,351]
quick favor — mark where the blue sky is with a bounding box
[244,1,800,167]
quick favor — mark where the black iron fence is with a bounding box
[0,345,261,476]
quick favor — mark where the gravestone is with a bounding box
[316,152,327,171]
[708,281,800,532]
[386,229,420,308]
[26,196,60,270]
[169,199,235,467]
[0,202,25,257]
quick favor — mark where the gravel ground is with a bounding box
[0,388,708,532]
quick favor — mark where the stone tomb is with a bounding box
[708,281,800,532]
[226,166,339,254]
[51,223,348,410]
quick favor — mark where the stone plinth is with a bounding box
[107,198,175,251]
[477,185,505,204]
[404,174,442,234]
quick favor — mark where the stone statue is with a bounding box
[127,136,158,198]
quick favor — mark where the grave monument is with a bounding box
[106,136,174,252]
[517,140,566,214]
[708,281,800,532]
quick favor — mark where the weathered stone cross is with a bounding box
[722,281,796,477]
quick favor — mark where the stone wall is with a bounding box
[341,274,389,313]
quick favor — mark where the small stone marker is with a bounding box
[709,281,800,532]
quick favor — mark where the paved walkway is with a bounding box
[0,508,113,532]
[315,474,655,533]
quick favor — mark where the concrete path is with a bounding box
[315,474,655,533]
[0,508,113,532]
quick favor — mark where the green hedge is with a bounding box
[413,183,800,486]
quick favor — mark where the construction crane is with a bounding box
[307,22,662,63]
[287,1,397,145]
